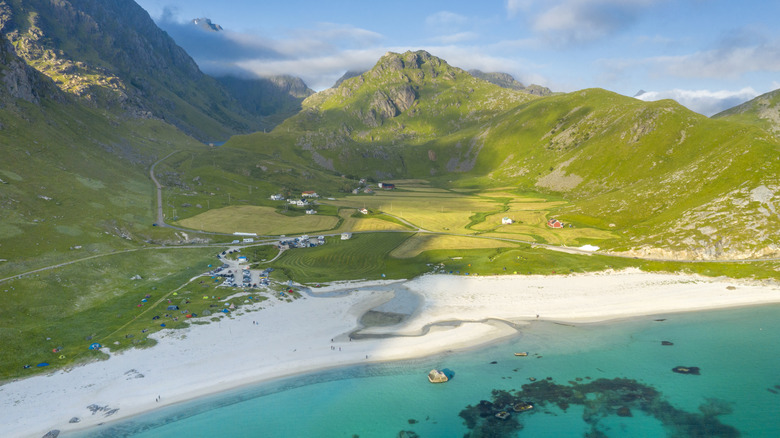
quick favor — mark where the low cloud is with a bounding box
[635,88,758,116]
[425,11,469,28]
[429,32,480,45]
[236,49,386,90]
[659,44,780,79]
[508,0,664,45]
[153,9,383,83]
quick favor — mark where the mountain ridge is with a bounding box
[713,88,780,138]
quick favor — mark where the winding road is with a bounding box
[149,151,178,227]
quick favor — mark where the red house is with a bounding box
[547,219,564,229]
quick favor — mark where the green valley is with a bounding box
[1,1,778,384]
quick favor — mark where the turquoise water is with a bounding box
[71,304,780,437]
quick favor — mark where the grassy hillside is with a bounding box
[472,89,780,258]
[713,88,780,138]
[0,86,209,276]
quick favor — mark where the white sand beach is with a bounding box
[2,269,779,438]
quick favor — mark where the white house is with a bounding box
[359,208,369,214]
[305,209,317,215]
[296,199,308,207]
[341,232,352,240]
[302,191,319,198]
[502,217,514,225]
[270,194,284,201]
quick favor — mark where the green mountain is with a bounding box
[713,88,780,138]
[0,30,206,270]
[220,51,779,260]
[0,0,264,142]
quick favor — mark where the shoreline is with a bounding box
[2,270,779,437]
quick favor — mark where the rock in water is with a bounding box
[672,366,700,375]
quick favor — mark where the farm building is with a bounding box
[302,191,319,198]
[305,209,317,215]
[270,194,284,201]
[359,208,369,214]
[547,219,564,229]
[378,182,395,190]
[502,217,514,225]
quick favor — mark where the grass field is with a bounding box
[269,233,417,283]
[267,231,780,284]
[335,209,412,232]
[178,205,341,235]
[389,234,520,258]
[319,187,615,248]
[323,191,501,232]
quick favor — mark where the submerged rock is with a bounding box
[672,366,700,375]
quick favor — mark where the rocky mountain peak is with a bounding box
[192,17,222,32]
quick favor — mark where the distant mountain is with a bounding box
[468,69,552,96]
[0,0,263,141]
[217,75,314,127]
[192,17,222,32]
[332,70,365,88]
[712,88,780,137]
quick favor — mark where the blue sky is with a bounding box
[135,0,780,115]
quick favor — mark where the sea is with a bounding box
[69,304,780,438]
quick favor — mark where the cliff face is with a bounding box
[0,0,262,141]
[0,30,63,106]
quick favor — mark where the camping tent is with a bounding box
[167,305,179,311]
[88,343,101,350]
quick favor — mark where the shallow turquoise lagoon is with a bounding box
[71,304,780,437]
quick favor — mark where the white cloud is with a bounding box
[635,88,758,116]
[508,0,664,45]
[429,32,480,45]
[506,0,535,18]
[236,48,387,90]
[658,43,780,79]
[425,11,468,28]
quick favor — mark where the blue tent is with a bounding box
[167,305,179,310]
[89,343,102,350]
[37,362,49,367]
